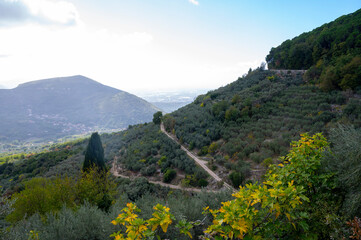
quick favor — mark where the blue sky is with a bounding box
[0,0,360,93]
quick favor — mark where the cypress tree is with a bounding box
[83,132,105,172]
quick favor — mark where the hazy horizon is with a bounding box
[0,0,360,93]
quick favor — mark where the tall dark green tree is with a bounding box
[152,111,163,125]
[83,132,105,171]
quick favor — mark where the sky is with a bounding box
[0,0,360,94]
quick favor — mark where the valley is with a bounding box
[1,5,361,240]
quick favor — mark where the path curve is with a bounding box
[160,123,234,191]
[110,158,215,193]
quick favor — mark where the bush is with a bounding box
[198,179,208,187]
[228,171,244,188]
[140,165,157,176]
[163,169,177,183]
[6,177,76,223]
[323,125,361,218]
[262,157,273,167]
[6,168,116,223]
[4,203,120,240]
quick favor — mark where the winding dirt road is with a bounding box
[110,158,215,193]
[160,123,233,191]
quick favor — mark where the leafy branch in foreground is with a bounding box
[110,202,194,240]
[111,133,332,239]
[203,133,329,239]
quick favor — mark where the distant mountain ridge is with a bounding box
[0,75,160,142]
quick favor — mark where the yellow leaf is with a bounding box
[160,223,169,232]
[151,224,158,231]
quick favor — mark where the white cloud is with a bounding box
[0,0,79,26]
[0,0,263,94]
[188,0,199,6]
[24,0,79,25]
[0,22,156,89]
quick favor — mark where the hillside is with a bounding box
[1,8,361,240]
[266,8,361,90]
[0,75,160,143]
[0,122,211,195]
[163,69,361,185]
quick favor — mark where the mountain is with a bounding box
[2,9,361,240]
[0,75,159,142]
[266,8,361,91]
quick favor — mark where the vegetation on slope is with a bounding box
[100,133,355,239]
[1,8,361,240]
[116,123,208,186]
[165,69,360,186]
[266,8,361,90]
[2,129,361,239]
[0,122,209,197]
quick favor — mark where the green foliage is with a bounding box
[163,114,175,132]
[323,125,361,218]
[118,177,157,202]
[163,169,177,183]
[198,178,208,187]
[169,70,356,176]
[5,190,233,240]
[261,157,273,168]
[101,133,340,239]
[181,174,208,188]
[266,8,361,90]
[76,168,116,211]
[117,124,205,183]
[6,167,116,223]
[152,111,163,125]
[83,132,105,171]
[204,133,335,239]
[6,177,76,223]
[212,100,229,120]
[0,140,85,194]
[208,142,218,155]
[4,202,120,240]
[228,171,244,188]
[225,106,240,122]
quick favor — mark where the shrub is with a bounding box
[163,169,177,183]
[198,179,208,187]
[228,171,244,188]
[6,177,76,223]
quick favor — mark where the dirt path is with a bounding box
[110,158,215,193]
[160,123,234,191]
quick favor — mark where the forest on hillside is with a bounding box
[162,69,361,188]
[1,68,361,240]
[1,7,361,240]
[266,9,361,90]
[0,125,360,239]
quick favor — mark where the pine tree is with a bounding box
[83,132,105,172]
